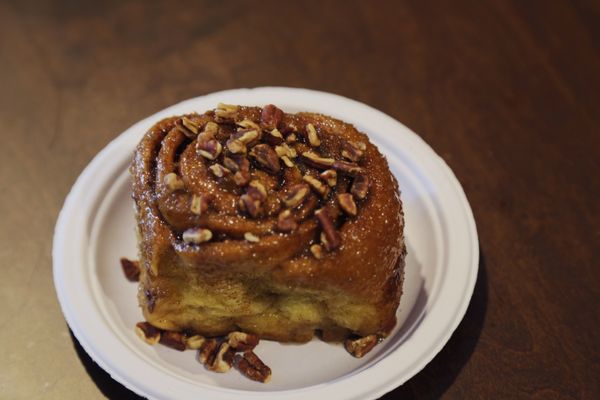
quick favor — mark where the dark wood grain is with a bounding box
[1,0,598,398]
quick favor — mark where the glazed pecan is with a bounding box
[282,184,310,208]
[159,331,187,351]
[351,174,370,199]
[344,334,379,358]
[190,194,210,215]
[135,322,161,345]
[341,140,364,162]
[234,351,272,383]
[227,331,260,351]
[207,342,235,373]
[306,123,320,147]
[197,139,222,160]
[337,193,357,216]
[250,144,280,174]
[120,258,140,282]
[320,169,338,187]
[260,104,283,130]
[276,209,298,232]
[302,151,335,169]
[163,172,184,192]
[303,175,329,197]
[332,160,363,175]
[315,208,341,250]
[182,228,213,244]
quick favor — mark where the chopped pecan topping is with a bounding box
[163,172,184,192]
[332,160,363,175]
[315,208,341,250]
[275,143,297,158]
[264,128,284,145]
[120,258,140,282]
[197,139,222,160]
[282,184,310,208]
[227,331,260,351]
[239,194,262,218]
[337,193,357,216]
[306,123,321,147]
[320,169,337,187]
[207,342,235,373]
[248,180,267,201]
[234,170,251,186]
[286,133,297,143]
[236,119,261,131]
[198,338,219,365]
[281,156,294,168]
[182,228,213,244]
[159,331,187,351]
[215,103,238,120]
[344,334,379,358]
[226,138,247,154]
[234,351,272,383]
[223,156,239,171]
[250,144,280,174]
[302,151,335,168]
[351,174,370,199]
[235,129,260,145]
[341,140,364,162]
[202,121,219,137]
[244,232,260,243]
[135,322,161,345]
[303,175,329,197]
[180,116,199,136]
[260,104,283,130]
[209,163,230,178]
[186,335,206,350]
[310,244,324,259]
[190,194,209,215]
[276,209,298,232]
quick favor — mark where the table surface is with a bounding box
[1,0,598,399]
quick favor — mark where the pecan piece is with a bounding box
[306,123,321,147]
[208,163,231,178]
[223,156,239,171]
[120,258,140,282]
[341,140,364,162]
[236,118,261,131]
[250,144,280,174]
[202,121,219,137]
[159,331,187,351]
[302,151,335,168]
[135,322,161,345]
[234,351,272,383]
[244,232,260,243]
[315,208,341,250]
[260,104,283,130]
[332,160,363,175]
[226,138,247,154]
[282,184,310,208]
[344,334,379,358]
[163,172,184,192]
[281,155,294,168]
[207,342,235,373]
[227,332,260,351]
[276,209,298,232]
[303,175,329,197]
[215,103,238,120]
[247,180,267,201]
[235,129,260,145]
[275,143,297,158]
[310,244,324,259]
[176,116,199,137]
[337,193,357,216]
[198,338,220,365]
[351,174,370,199]
[197,139,222,160]
[190,194,209,215]
[264,128,284,145]
[186,335,206,350]
[239,194,262,218]
[182,228,213,244]
[286,133,297,143]
[234,170,251,186]
[320,169,337,187]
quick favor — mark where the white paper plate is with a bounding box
[53,87,478,400]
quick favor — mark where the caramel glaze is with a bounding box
[130,104,406,342]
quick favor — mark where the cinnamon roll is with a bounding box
[130,103,406,343]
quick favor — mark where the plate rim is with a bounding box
[53,87,479,399]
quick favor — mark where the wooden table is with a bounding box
[1,0,598,398]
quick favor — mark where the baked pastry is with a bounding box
[131,103,406,343]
